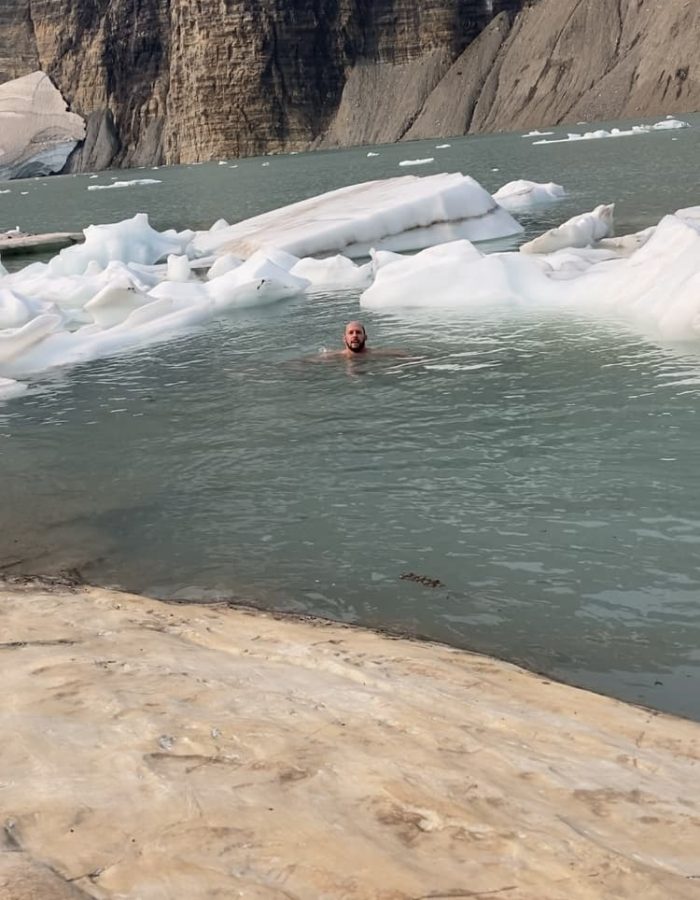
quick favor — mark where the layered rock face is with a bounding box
[0,0,698,171]
[423,0,700,137]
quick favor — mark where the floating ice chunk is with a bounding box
[84,278,152,328]
[564,215,700,341]
[118,261,169,289]
[359,210,700,343]
[520,204,614,254]
[290,255,372,291]
[205,250,310,311]
[652,118,689,130]
[0,288,34,328]
[360,240,535,310]
[675,206,700,226]
[0,314,62,365]
[48,214,186,276]
[535,246,621,278]
[435,144,451,149]
[522,130,554,137]
[206,253,243,280]
[343,218,521,258]
[366,152,380,157]
[87,179,162,191]
[493,180,566,211]
[148,280,209,303]
[370,249,407,275]
[1,298,214,378]
[0,376,27,400]
[254,247,302,273]
[190,174,523,260]
[166,255,191,282]
[399,158,434,167]
[596,226,655,256]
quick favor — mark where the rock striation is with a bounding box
[0,0,698,171]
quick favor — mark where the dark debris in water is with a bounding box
[400,572,445,589]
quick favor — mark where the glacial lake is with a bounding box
[2,115,700,719]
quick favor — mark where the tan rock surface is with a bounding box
[1,580,699,899]
[469,0,700,132]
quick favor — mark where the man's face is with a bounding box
[344,323,366,353]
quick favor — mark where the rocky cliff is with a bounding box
[0,0,698,172]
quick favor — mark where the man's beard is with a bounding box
[345,339,366,353]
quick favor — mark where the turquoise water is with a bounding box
[2,116,700,718]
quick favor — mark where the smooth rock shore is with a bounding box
[1,580,699,899]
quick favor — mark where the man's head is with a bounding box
[344,320,367,353]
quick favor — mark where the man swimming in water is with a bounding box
[341,320,369,356]
[321,321,412,360]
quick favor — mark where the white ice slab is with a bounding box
[360,213,700,342]
[189,174,523,260]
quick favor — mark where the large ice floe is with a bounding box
[2,172,700,398]
[189,173,523,259]
[360,205,700,344]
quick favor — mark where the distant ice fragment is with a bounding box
[87,179,161,191]
[399,158,434,167]
[534,118,689,145]
[493,180,565,211]
[652,119,689,130]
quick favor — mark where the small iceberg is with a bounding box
[493,180,566,212]
[87,179,162,191]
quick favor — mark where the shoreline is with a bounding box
[1,577,699,899]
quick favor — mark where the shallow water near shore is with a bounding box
[2,115,700,719]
